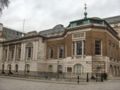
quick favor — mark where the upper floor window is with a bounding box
[95,40,101,55]
[28,47,32,58]
[18,47,21,59]
[73,40,85,56]
[3,48,7,61]
[9,45,14,60]
[16,44,21,60]
[76,41,82,55]
[26,42,33,59]
[58,46,64,58]
[48,47,53,59]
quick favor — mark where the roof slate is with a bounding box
[39,24,65,37]
[104,15,120,24]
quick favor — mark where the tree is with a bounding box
[0,0,9,13]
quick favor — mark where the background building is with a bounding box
[0,23,23,41]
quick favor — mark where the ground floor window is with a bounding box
[2,64,5,73]
[25,64,30,73]
[48,65,53,72]
[67,67,72,73]
[58,65,62,74]
[15,64,18,72]
[8,64,12,74]
[73,64,83,75]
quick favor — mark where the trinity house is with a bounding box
[0,15,120,78]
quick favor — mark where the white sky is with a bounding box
[0,0,120,32]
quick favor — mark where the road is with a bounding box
[0,77,120,90]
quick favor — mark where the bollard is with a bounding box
[77,75,80,84]
[101,73,104,82]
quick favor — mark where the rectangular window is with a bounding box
[11,49,14,59]
[67,67,72,72]
[4,49,7,61]
[95,40,101,55]
[26,47,33,59]
[76,41,82,55]
[18,48,21,59]
[73,42,75,55]
[28,47,32,58]
[109,41,112,58]
[48,48,53,59]
[58,46,64,58]
[9,47,14,60]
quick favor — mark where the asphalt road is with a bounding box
[0,77,120,90]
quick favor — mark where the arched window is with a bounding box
[74,64,84,75]
[15,64,18,72]
[26,42,33,60]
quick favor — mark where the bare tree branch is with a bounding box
[0,0,9,13]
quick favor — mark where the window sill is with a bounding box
[74,55,86,58]
[94,55,102,56]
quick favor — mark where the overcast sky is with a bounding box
[0,0,120,32]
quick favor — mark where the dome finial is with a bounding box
[84,3,88,19]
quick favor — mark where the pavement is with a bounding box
[0,76,120,90]
[0,77,120,90]
[0,75,87,85]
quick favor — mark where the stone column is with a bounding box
[21,43,26,61]
[65,44,67,58]
[6,45,9,61]
[13,45,16,62]
[33,41,39,61]
[74,42,76,56]
[82,40,84,58]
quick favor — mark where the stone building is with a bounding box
[0,16,120,78]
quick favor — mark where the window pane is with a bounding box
[59,46,64,58]
[76,41,82,55]
[28,47,32,58]
[95,40,101,55]
[48,48,53,58]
